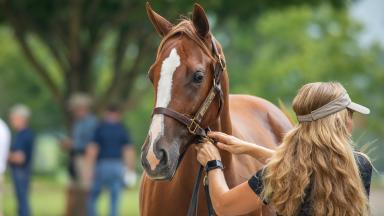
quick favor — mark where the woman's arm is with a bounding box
[84,143,99,182]
[195,142,263,215]
[208,169,264,215]
[208,132,275,164]
[123,145,136,170]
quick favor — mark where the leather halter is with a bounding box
[152,36,225,216]
[152,37,225,139]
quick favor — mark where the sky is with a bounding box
[349,0,384,47]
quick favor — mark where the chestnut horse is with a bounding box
[140,3,292,216]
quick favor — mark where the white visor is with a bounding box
[347,102,370,115]
[297,93,370,122]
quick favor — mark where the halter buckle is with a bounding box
[188,118,200,135]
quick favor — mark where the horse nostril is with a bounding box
[158,149,168,166]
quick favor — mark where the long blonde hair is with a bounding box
[262,82,369,216]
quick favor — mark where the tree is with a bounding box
[223,5,384,170]
[0,0,347,123]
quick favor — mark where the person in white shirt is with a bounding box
[0,118,11,216]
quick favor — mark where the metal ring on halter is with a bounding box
[188,118,201,135]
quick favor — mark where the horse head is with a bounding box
[141,3,226,180]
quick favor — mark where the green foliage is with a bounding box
[223,5,384,169]
[0,0,349,113]
[1,2,383,215]
[32,135,61,174]
[0,1,383,172]
[0,27,63,131]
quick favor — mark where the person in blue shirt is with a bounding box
[62,93,98,216]
[8,105,34,216]
[86,104,136,216]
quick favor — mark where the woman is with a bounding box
[196,82,372,216]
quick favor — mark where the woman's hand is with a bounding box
[208,131,251,155]
[195,139,221,167]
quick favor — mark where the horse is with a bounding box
[140,3,293,216]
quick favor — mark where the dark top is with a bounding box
[10,128,34,168]
[248,152,372,216]
[92,121,131,161]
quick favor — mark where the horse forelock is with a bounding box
[156,20,215,62]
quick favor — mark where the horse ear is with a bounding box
[192,3,210,38]
[146,2,173,37]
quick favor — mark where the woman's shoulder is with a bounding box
[353,151,373,196]
[353,151,372,173]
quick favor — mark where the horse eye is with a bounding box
[193,71,204,83]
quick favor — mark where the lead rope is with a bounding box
[204,174,215,216]
[187,128,216,216]
[187,165,215,216]
[187,165,204,216]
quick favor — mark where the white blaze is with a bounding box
[146,48,180,171]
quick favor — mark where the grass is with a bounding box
[4,174,384,216]
[3,176,140,216]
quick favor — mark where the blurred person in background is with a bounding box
[86,104,136,216]
[62,93,98,216]
[8,105,34,216]
[0,117,10,216]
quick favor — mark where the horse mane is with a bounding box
[156,19,215,61]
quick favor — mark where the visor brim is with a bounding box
[347,102,370,115]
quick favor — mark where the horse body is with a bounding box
[140,94,292,215]
[140,3,293,215]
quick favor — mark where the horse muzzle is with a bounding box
[141,137,180,181]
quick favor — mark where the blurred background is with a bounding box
[0,0,383,215]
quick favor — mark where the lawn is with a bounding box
[3,176,140,216]
[4,175,384,216]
